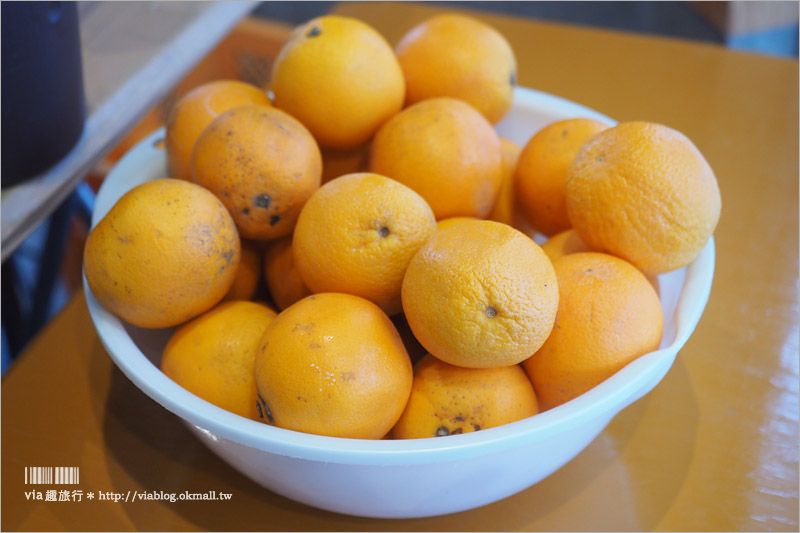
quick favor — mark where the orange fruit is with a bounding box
[541,229,661,295]
[271,15,405,150]
[435,216,478,232]
[522,252,664,410]
[401,219,558,368]
[165,80,272,182]
[84,178,240,329]
[395,13,516,124]
[161,301,277,420]
[540,229,592,263]
[254,293,413,439]
[191,105,322,241]
[392,354,538,439]
[488,137,522,226]
[222,239,262,302]
[369,97,503,220]
[515,117,610,237]
[566,121,721,276]
[293,172,437,315]
[262,235,312,310]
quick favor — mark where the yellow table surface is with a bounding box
[2,2,798,531]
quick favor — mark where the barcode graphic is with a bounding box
[25,467,80,485]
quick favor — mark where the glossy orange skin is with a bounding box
[271,15,405,150]
[254,293,413,439]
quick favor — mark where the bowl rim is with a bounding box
[84,86,715,466]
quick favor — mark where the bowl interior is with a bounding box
[84,86,714,465]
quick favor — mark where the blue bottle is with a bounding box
[1,1,86,187]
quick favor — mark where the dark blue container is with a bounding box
[1,1,86,188]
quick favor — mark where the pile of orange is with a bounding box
[83,12,720,440]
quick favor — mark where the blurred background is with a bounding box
[251,1,799,57]
[2,0,798,374]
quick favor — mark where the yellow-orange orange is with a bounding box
[254,293,413,439]
[192,105,322,240]
[566,121,721,276]
[165,80,271,182]
[540,229,593,263]
[516,117,609,236]
[392,354,538,439]
[262,235,312,310]
[293,172,436,315]
[84,178,240,329]
[271,15,405,149]
[369,97,503,220]
[402,219,558,368]
[523,252,663,410]
[395,13,516,124]
[161,301,277,420]
[435,216,479,232]
[488,137,522,226]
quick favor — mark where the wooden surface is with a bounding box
[2,2,799,531]
[0,1,257,262]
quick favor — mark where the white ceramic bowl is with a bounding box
[84,87,715,519]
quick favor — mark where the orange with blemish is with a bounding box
[165,80,271,182]
[84,178,241,329]
[192,105,322,241]
[392,354,539,439]
[254,293,413,439]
